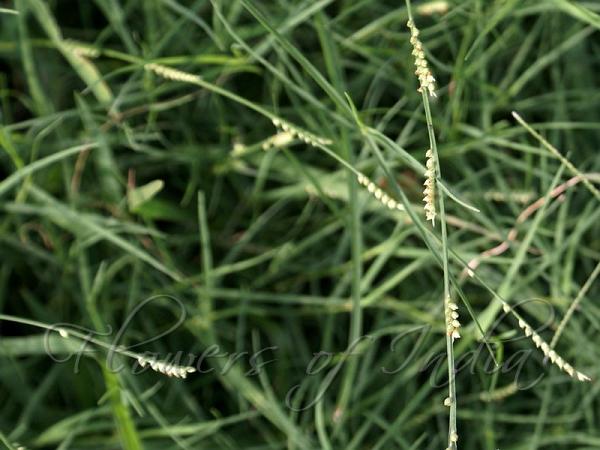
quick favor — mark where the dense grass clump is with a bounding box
[1,1,599,449]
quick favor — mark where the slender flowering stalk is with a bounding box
[408,15,437,225]
[501,302,591,382]
[0,314,197,381]
[146,63,337,162]
[137,356,196,379]
[407,20,436,97]
[356,173,405,211]
[271,118,332,147]
[144,62,334,155]
[405,3,456,449]
[423,149,436,225]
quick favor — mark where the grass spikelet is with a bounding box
[417,1,449,16]
[501,302,591,382]
[144,63,202,84]
[479,382,518,402]
[356,173,405,211]
[483,190,535,204]
[407,20,436,97]
[137,356,196,379]
[444,296,460,340]
[271,118,332,147]
[262,131,294,150]
[423,149,436,225]
[64,40,100,59]
[57,327,69,338]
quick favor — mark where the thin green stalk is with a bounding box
[512,111,600,202]
[197,191,216,342]
[314,11,363,428]
[0,313,155,363]
[425,93,458,450]
[550,259,600,349]
[15,0,52,116]
[406,1,457,448]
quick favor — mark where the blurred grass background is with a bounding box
[1,0,600,449]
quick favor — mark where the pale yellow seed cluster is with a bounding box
[501,302,591,382]
[356,173,404,211]
[479,382,518,402]
[271,118,331,147]
[262,131,294,150]
[407,20,436,97]
[232,141,246,156]
[417,1,449,16]
[484,190,535,204]
[445,296,460,340]
[423,149,436,225]
[145,63,201,84]
[137,356,196,379]
[444,432,459,450]
[64,40,100,59]
[58,328,69,338]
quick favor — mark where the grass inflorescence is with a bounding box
[1,1,599,449]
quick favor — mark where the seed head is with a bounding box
[444,296,460,340]
[137,356,196,379]
[423,149,436,225]
[271,118,331,148]
[417,1,450,16]
[479,382,518,402]
[145,63,201,84]
[511,314,591,382]
[407,20,437,97]
[356,173,405,211]
[262,131,294,150]
[64,40,100,58]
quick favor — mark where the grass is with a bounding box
[1,0,600,449]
